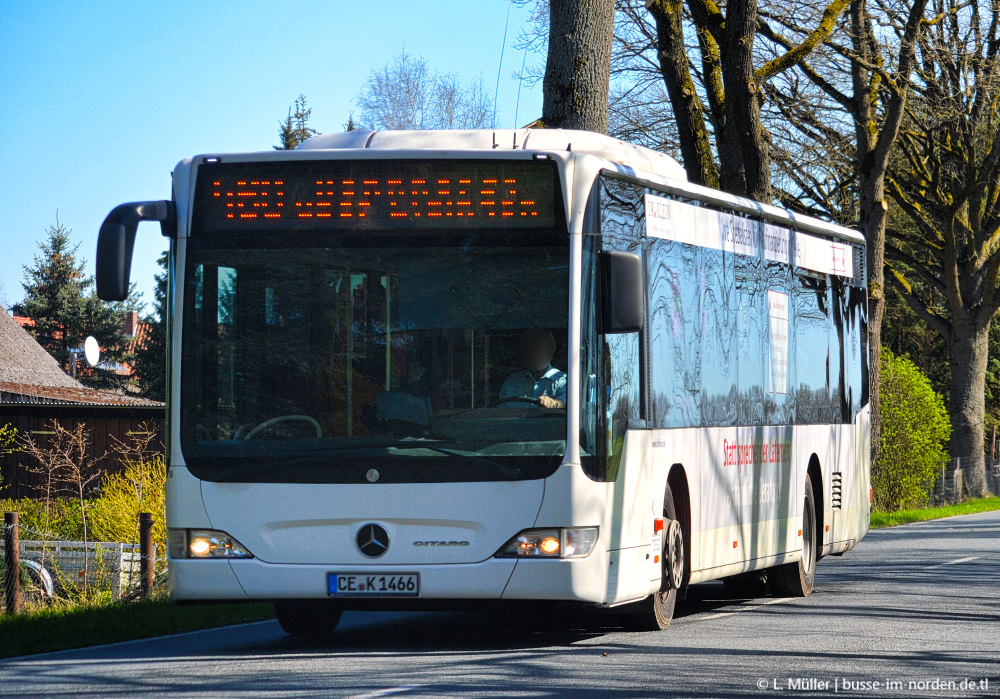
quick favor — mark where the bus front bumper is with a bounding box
[169,552,609,605]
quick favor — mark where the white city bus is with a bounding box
[97,129,870,634]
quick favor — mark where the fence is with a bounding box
[2,512,164,615]
[926,457,1000,507]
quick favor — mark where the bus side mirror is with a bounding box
[598,250,644,334]
[96,200,175,301]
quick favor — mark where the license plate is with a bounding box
[328,572,420,596]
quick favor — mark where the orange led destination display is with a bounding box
[193,160,560,232]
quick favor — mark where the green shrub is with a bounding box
[875,347,951,511]
[0,455,166,546]
[0,423,18,457]
[0,497,84,540]
[0,423,21,491]
[88,454,166,547]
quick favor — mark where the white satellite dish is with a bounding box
[84,336,100,367]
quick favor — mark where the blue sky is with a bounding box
[0,1,542,313]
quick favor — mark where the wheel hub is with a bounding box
[802,498,814,574]
[664,519,684,590]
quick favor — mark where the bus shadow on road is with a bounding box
[282,610,608,653]
[277,582,745,653]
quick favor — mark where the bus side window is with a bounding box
[794,271,832,425]
[839,281,867,419]
[765,250,794,425]
[829,278,847,424]
[733,230,762,427]
[603,330,641,482]
[580,178,643,482]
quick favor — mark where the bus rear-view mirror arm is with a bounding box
[96,200,175,301]
[598,250,644,334]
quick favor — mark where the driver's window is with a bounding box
[580,176,644,482]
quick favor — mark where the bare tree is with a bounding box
[356,50,493,131]
[19,426,64,544]
[20,421,107,592]
[880,0,1000,496]
[108,425,158,541]
[429,73,493,129]
[57,424,105,595]
[762,0,931,474]
[636,0,851,200]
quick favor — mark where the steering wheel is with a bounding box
[244,415,323,440]
[501,396,566,417]
[501,396,542,405]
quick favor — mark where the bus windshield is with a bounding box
[181,225,569,484]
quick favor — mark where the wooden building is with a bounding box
[0,310,164,499]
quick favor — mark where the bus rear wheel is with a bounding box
[722,570,769,599]
[769,473,817,597]
[620,483,684,631]
[274,600,343,638]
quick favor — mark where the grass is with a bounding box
[0,597,274,658]
[870,496,1000,529]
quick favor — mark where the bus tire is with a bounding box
[722,570,768,599]
[620,483,683,631]
[274,600,343,638]
[769,473,817,597]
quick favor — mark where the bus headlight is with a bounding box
[495,527,598,559]
[168,529,254,559]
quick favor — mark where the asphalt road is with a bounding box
[2,510,999,698]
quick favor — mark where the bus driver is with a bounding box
[499,329,567,409]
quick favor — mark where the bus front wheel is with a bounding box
[769,473,817,597]
[274,600,343,638]
[620,483,684,631]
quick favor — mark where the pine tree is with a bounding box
[131,251,168,400]
[274,94,319,150]
[14,215,131,381]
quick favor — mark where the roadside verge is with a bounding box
[870,496,1000,529]
[0,599,274,659]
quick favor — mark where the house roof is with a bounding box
[0,311,162,407]
[0,381,162,406]
[0,310,80,389]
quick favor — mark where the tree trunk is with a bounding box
[542,0,614,134]
[948,315,990,497]
[648,0,719,188]
[719,0,770,201]
[857,166,886,468]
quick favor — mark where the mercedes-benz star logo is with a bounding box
[356,523,390,558]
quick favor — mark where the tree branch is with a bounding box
[755,0,851,85]
[884,239,948,296]
[885,264,951,337]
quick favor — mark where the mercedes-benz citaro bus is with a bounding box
[96,129,870,635]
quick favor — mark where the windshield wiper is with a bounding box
[416,445,522,480]
[213,457,311,482]
[209,439,521,481]
[305,439,522,480]
[300,438,458,453]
